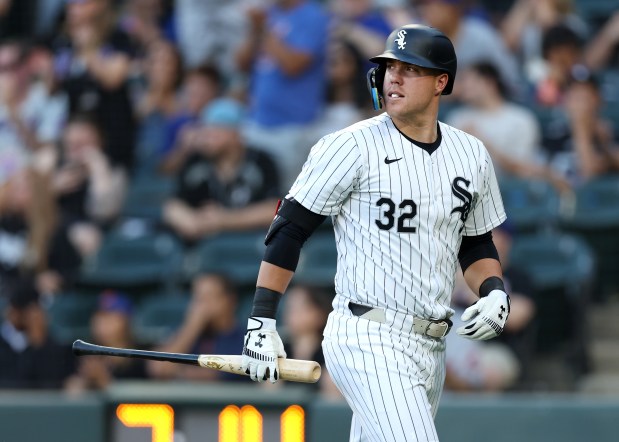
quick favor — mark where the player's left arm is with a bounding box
[456,146,510,340]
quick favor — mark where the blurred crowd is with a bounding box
[1,0,619,396]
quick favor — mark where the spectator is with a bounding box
[236,0,329,191]
[174,0,246,78]
[545,68,619,185]
[501,0,588,82]
[534,24,583,107]
[446,62,569,192]
[65,290,146,392]
[134,39,184,176]
[118,0,176,55]
[282,284,342,399]
[0,39,68,182]
[0,167,80,297]
[328,0,393,65]
[414,0,522,98]
[304,39,368,145]
[147,273,246,381]
[163,98,279,243]
[49,114,128,258]
[159,64,222,176]
[0,278,75,388]
[53,0,137,171]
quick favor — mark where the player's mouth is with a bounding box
[387,92,405,100]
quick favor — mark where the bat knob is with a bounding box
[72,339,90,356]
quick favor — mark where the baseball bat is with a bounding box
[72,340,321,383]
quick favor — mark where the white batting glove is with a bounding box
[241,317,286,383]
[456,290,511,340]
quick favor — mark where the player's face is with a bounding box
[383,60,445,118]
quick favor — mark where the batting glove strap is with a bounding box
[247,316,277,331]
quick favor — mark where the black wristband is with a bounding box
[250,286,282,319]
[479,276,505,298]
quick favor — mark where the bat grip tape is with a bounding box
[250,286,282,319]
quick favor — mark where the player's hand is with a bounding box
[456,290,510,340]
[241,317,286,383]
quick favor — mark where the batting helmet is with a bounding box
[367,24,457,109]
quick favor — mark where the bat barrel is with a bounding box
[72,340,200,366]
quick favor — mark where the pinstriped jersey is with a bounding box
[289,113,506,321]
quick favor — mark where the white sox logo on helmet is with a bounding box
[396,30,407,50]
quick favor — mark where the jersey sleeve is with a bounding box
[462,148,506,236]
[288,131,362,216]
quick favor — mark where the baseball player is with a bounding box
[241,24,510,441]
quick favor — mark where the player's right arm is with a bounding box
[241,132,362,383]
[241,199,327,383]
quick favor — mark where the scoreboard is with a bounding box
[105,382,333,442]
[111,403,305,442]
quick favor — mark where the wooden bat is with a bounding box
[72,340,321,383]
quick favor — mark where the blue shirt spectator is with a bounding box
[249,1,329,127]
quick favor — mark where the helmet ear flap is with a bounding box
[366,65,386,110]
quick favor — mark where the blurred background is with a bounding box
[1,0,619,440]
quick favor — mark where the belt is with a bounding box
[348,302,452,339]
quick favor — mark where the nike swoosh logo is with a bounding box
[384,157,402,164]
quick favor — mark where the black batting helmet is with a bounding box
[367,24,457,109]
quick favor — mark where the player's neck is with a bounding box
[390,114,439,144]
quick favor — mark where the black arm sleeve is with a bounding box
[262,199,327,271]
[458,231,500,273]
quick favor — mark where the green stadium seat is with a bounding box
[183,231,266,287]
[46,294,99,344]
[560,176,619,297]
[132,293,190,345]
[295,231,337,287]
[574,0,618,27]
[121,176,175,221]
[499,176,560,233]
[509,232,594,357]
[79,230,183,290]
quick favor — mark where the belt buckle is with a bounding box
[433,322,449,338]
[416,318,450,339]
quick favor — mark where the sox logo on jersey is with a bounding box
[450,177,474,232]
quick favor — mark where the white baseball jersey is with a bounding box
[289,113,506,320]
[289,113,506,441]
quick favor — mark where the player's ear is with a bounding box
[435,73,449,96]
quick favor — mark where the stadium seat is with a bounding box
[560,176,619,297]
[132,293,190,345]
[46,294,99,344]
[574,0,618,28]
[295,230,337,287]
[509,231,595,359]
[499,176,560,233]
[79,229,184,290]
[121,175,175,221]
[183,231,266,287]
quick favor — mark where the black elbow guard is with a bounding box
[263,199,327,271]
